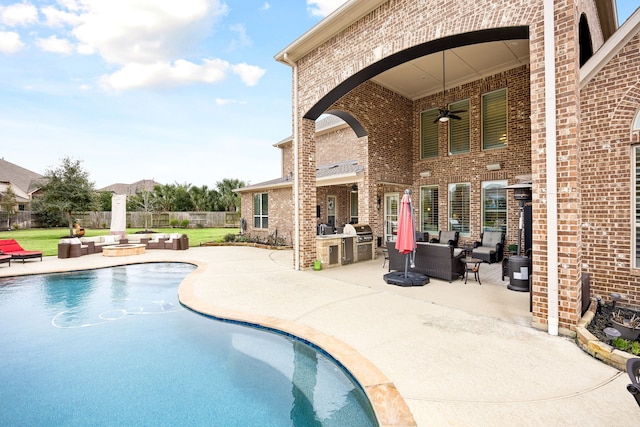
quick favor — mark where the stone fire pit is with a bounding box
[102,244,146,257]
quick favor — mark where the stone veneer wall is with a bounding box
[580,30,640,309]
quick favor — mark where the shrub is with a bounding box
[181,219,190,228]
[612,337,630,351]
[223,233,237,242]
[169,219,179,228]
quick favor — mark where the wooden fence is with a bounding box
[3,211,240,229]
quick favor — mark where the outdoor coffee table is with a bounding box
[462,257,482,285]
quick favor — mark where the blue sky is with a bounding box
[0,1,639,189]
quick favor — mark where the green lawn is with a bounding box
[0,228,239,257]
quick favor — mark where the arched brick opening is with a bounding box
[303,27,529,120]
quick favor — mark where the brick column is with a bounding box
[296,118,317,269]
[530,0,582,334]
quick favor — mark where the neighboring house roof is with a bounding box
[581,6,640,88]
[99,179,160,195]
[237,160,364,192]
[0,158,44,197]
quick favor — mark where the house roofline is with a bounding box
[580,6,640,89]
[274,0,386,65]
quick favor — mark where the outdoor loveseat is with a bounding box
[387,241,465,282]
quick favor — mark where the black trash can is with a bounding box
[508,255,530,292]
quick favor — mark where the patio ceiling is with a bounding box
[370,39,530,101]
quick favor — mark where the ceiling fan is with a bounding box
[434,50,466,123]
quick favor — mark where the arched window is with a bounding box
[579,14,593,67]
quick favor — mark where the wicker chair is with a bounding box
[429,230,459,247]
[472,231,505,263]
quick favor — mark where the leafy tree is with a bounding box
[96,191,113,211]
[0,186,17,228]
[152,184,176,212]
[188,185,218,211]
[38,157,96,236]
[173,182,194,211]
[129,190,157,231]
[216,178,245,212]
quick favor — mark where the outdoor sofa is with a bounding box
[387,241,465,282]
[58,233,189,258]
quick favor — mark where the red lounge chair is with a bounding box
[0,239,43,263]
[0,251,10,267]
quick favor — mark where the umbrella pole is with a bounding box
[404,254,409,278]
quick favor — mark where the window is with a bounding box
[449,99,470,155]
[482,180,507,233]
[482,88,507,150]
[253,193,268,229]
[448,183,470,235]
[420,108,439,159]
[350,191,358,224]
[635,146,640,268]
[420,185,439,233]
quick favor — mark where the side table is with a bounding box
[462,257,482,285]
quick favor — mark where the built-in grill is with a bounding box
[344,224,374,261]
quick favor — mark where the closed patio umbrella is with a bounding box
[383,190,429,286]
[395,190,416,276]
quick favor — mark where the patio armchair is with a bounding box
[429,230,459,247]
[626,358,640,408]
[472,231,505,263]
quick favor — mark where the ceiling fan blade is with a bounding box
[449,114,462,120]
[449,110,467,114]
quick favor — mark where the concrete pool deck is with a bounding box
[1,246,637,426]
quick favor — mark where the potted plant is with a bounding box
[508,244,518,255]
[611,310,640,341]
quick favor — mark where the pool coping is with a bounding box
[178,261,417,427]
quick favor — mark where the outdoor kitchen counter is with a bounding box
[315,234,375,269]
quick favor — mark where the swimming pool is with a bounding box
[0,263,378,426]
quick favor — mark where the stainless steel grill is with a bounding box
[344,224,373,261]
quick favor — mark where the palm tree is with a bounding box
[216,178,245,211]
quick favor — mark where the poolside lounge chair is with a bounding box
[0,239,43,263]
[0,251,11,267]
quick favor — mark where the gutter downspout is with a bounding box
[544,0,559,336]
[283,53,301,271]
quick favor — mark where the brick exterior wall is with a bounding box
[580,30,640,309]
[249,0,629,334]
[315,124,360,165]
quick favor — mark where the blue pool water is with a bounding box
[0,263,377,426]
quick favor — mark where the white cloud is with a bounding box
[0,31,24,53]
[0,2,38,27]
[306,0,347,18]
[36,35,74,54]
[67,0,228,65]
[231,63,266,87]
[215,98,246,106]
[228,23,251,50]
[260,2,271,11]
[100,58,231,90]
[41,5,83,27]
